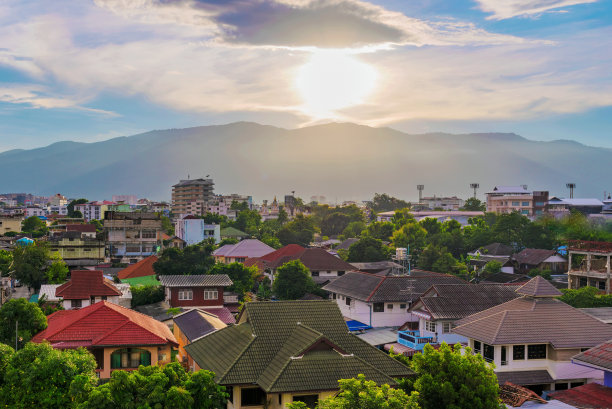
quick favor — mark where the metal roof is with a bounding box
[158,274,233,287]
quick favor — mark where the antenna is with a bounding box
[566,183,576,199]
[470,183,479,198]
[417,185,424,203]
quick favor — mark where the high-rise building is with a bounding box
[171,178,214,216]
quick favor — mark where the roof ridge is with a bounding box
[491,310,509,344]
[366,276,386,302]
[217,328,257,384]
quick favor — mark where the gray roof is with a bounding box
[356,328,398,346]
[350,261,404,273]
[579,307,612,324]
[322,270,465,303]
[496,370,553,385]
[158,274,233,287]
[173,309,225,342]
[481,272,530,284]
[133,301,181,322]
[173,178,213,187]
[336,238,359,251]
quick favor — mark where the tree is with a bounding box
[0,249,12,277]
[277,215,317,246]
[368,193,411,212]
[341,221,366,239]
[233,209,261,236]
[559,286,612,308]
[130,285,165,307]
[491,212,530,249]
[0,342,97,409]
[403,343,503,409]
[161,215,175,236]
[12,242,50,290]
[22,216,47,234]
[462,197,486,211]
[417,245,459,274]
[209,262,257,297]
[0,298,47,348]
[89,219,104,234]
[391,222,427,259]
[73,361,228,409]
[46,253,69,284]
[272,260,316,300]
[287,374,420,409]
[483,260,502,275]
[67,198,88,218]
[230,200,249,212]
[392,208,416,229]
[71,210,84,219]
[201,212,227,225]
[153,240,216,275]
[363,221,395,241]
[320,213,351,237]
[347,237,390,262]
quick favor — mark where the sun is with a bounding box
[296,51,377,117]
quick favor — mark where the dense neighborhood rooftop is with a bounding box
[56,270,121,300]
[158,274,232,288]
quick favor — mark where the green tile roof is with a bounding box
[185,300,414,393]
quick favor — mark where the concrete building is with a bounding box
[75,201,114,221]
[24,206,46,217]
[112,195,137,205]
[175,215,221,245]
[48,231,105,267]
[421,196,464,210]
[104,211,163,264]
[48,193,68,206]
[549,197,604,215]
[486,186,534,215]
[567,240,612,294]
[172,178,214,217]
[0,214,23,234]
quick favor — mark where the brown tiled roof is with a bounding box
[476,243,514,256]
[513,248,557,266]
[549,383,612,409]
[515,275,562,297]
[496,370,552,385]
[573,340,612,371]
[117,255,158,280]
[268,247,356,272]
[56,270,121,300]
[480,272,530,284]
[453,296,612,348]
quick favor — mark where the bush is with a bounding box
[131,285,165,307]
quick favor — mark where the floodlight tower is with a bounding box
[417,185,424,203]
[470,183,480,198]
[566,183,576,199]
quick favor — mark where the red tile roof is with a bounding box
[56,270,121,300]
[573,340,612,371]
[31,301,177,347]
[549,383,612,409]
[244,244,305,270]
[267,247,356,271]
[117,255,158,280]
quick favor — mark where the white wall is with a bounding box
[331,294,415,327]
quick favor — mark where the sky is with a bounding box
[0,0,610,152]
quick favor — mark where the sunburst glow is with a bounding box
[296,51,378,117]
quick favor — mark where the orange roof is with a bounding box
[56,270,121,300]
[117,255,158,280]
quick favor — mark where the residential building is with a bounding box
[468,242,514,259]
[172,178,214,217]
[486,186,534,215]
[75,201,114,221]
[41,270,131,309]
[173,309,227,370]
[349,261,406,276]
[421,196,464,210]
[264,247,357,285]
[572,340,612,387]
[48,204,68,216]
[175,215,220,245]
[66,224,97,238]
[24,206,46,217]
[513,248,567,274]
[322,270,465,328]
[532,191,549,216]
[48,193,68,206]
[376,210,484,226]
[549,383,612,409]
[243,244,305,272]
[0,213,22,234]
[184,300,414,409]
[48,231,105,267]
[112,195,137,205]
[453,276,612,394]
[213,239,275,264]
[549,197,604,215]
[31,301,177,378]
[104,211,163,264]
[567,240,612,294]
[407,284,520,347]
[158,274,235,324]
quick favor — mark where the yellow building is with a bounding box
[0,214,23,234]
[49,231,105,266]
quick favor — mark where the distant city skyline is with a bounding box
[0,0,611,152]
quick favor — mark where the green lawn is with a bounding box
[121,275,161,287]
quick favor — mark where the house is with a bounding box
[567,240,612,294]
[184,300,414,409]
[173,309,227,370]
[158,274,235,323]
[452,276,612,394]
[335,238,359,251]
[75,201,114,221]
[31,301,177,378]
[572,339,612,387]
[47,270,132,309]
[175,215,221,245]
[513,248,567,274]
[117,255,160,286]
[322,270,465,328]
[349,261,406,276]
[407,283,520,347]
[168,236,186,249]
[0,214,23,234]
[376,210,484,226]
[468,242,514,258]
[486,186,534,215]
[104,211,163,264]
[48,231,105,267]
[243,244,305,272]
[548,383,612,409]
[548,197,604,215]
[212,239,275,264]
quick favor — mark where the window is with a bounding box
[501,346,507,366]
[512,201,520,206]
[110,348,151,369]
[387,304,394,310]
[141,230,157,238]
[241,387,265,406]
[483,344,494,363]
[338,271,345,276]
[442,322,454,334]
[521,210,530,215]
[599,281,606,290]
[293,395,319,408]
[513,345,525,360]
[203,290,218,300]
[71,299,82,309]
[178,289,193,300]
[332,293,337,299]
[425,320,436,333]
[528,344,547,359]
[311,271,320,277]
[474,340,481,354]
[400,304,407,309]
[579,277,588,287]
[373,303,384,312]
[522,202,530,207]
[345,297,351,306]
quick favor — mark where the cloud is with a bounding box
[474,0,597,20]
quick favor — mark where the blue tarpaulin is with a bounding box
[346,320,372,331]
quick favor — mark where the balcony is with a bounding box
[397,330,435,351]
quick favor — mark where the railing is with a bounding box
[568,240,612,253]
[397,330,435,351]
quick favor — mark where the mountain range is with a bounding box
[0,122,609,202]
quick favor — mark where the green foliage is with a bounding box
[209,262,257,297]
[0,342,97,409]
[0,343,14,377]
[287,374,420,409]
[272,260,316,300]
[12,241,50,289]
[363,221,395,241]
[527,268,552,280]
[462,197,486,211]
[391,222,427,259]
[418,245,460,274]
[256,279,272,300]
[261,234,282,249]
[320,213,351,237]
[0,299,48,348]
[67,198,88,218]
[89,219,104,234]
[0,249,12,277]
[161,216,175,236]
[217,237,239,247]
[399,343,503,409]
[483,261,502,275]
[277,215,317,246]
[46,253,69,284]
[233,209,262,236]
[73,361,228,409]
[347,237,391,262]
[391,208,416,229]
[153,240,216,275]
[341,221,366,239]
[559,286,612,308]
[368,193,411,213]
[201,212,227,225]
[130,285,165,307]
[22,215,47,234]
[491,212,530,249]
[230,200,249,212]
